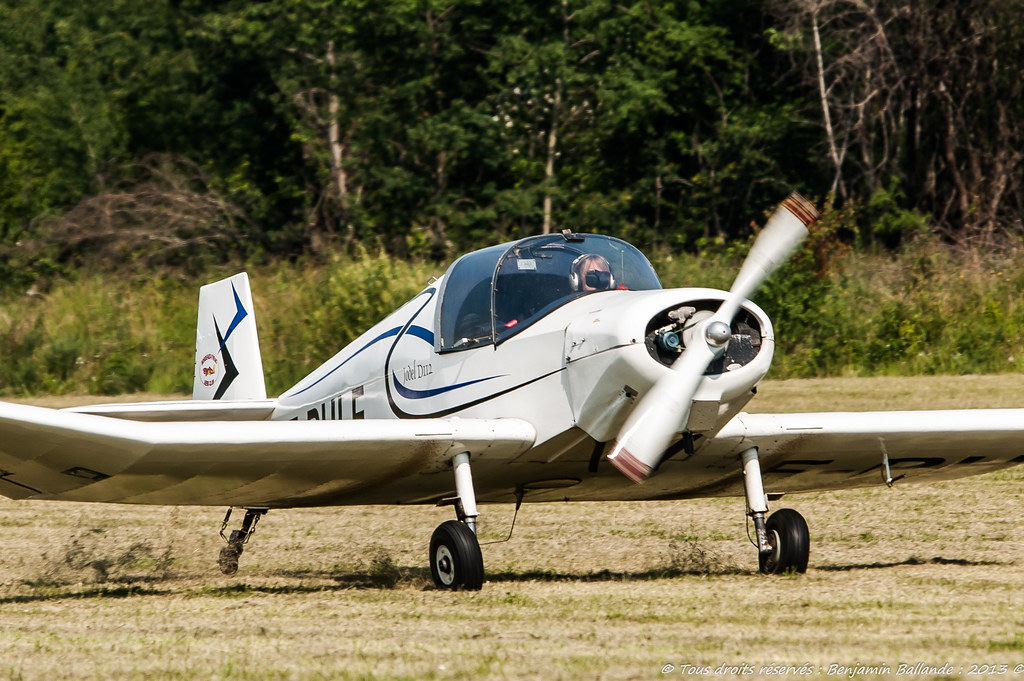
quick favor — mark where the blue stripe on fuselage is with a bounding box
[405,325,434,345]
[391,373,503,400]
[287,324,433,397]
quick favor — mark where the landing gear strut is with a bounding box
[740,448,809,574]
[431,452,484,590]
[218,507,267,575]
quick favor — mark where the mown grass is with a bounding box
[0,473,1022,680]
[3,239,1024,396]
[0,377,1022,680]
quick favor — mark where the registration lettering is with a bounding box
[302,385,365,421]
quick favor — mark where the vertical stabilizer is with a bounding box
[194,272,267,401]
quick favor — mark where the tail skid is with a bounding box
[194,273,267,401]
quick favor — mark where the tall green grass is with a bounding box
[0,276,196,395]
[655,239,1024,377]
[255,251,439,392]
[0,252,438,396]
[776,244,1024,377]
[1,242,1022,397]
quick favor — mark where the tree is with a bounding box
[0,0,822,269]
[0,1,129,238]
[770,0,1024,245]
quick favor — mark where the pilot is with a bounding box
[570,254,614,292]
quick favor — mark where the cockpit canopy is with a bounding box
[437,233,662,351]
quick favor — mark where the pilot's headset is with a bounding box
[570,254,615,291]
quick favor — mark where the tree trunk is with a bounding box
[811,8,846,200]
[543,79,561,235]
[326,41,349,219]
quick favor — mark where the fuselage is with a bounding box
[269,233,776,504]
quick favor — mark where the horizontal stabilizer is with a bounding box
[66,399,278,422]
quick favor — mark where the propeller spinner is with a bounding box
[607,193,821,483]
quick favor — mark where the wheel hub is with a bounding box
[763,529,781,570]
[435,546,455,585]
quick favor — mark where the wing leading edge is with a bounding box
[0,401,535,507]
[713,409,1024,494]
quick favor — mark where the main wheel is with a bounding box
[429,520,484,591]
[759,508,810,574]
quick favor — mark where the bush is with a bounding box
[257,251,439,394]
[1,242,1022,397]
[653,224,1024,379]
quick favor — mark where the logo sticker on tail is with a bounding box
[200,354,218,387]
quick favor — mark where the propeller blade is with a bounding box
[605,338,716,482]
[712,192,820,328]
[607,193,820,483]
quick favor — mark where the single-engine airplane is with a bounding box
[3,192,1024,590]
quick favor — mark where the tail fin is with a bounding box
[194,272,267,401]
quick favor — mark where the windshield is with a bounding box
[436,233,661,351]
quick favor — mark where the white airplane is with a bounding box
[3,192,1023,590]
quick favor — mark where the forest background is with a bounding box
[1,0,1023,396]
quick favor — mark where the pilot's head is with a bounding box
[571,254,614,292]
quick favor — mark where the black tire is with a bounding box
[218,542,242,575]
[429,520,484,591]
[759,508,810,574]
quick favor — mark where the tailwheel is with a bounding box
[218,533,244,576]
[429,520,484,591]
[217,507,266,576]
[758,508,810,575]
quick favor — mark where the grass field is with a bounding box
[1,376,1024,680]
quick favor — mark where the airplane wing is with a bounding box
[0,401,535,507]
[711,409,1024,494]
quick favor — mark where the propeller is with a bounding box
[607,193,820,483]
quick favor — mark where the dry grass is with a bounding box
[1,376,1023,680]
[750,374,1024,412]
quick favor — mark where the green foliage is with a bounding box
[4,234,1024,397]
[0,0,825,269]
[0,275,195,395]
[0,253,437,397]
[763,239,1024,378]
[246,252,438,394]
[864,180,930,247]
[2,0,1024,268]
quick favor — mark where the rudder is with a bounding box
[194,272,267,401]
